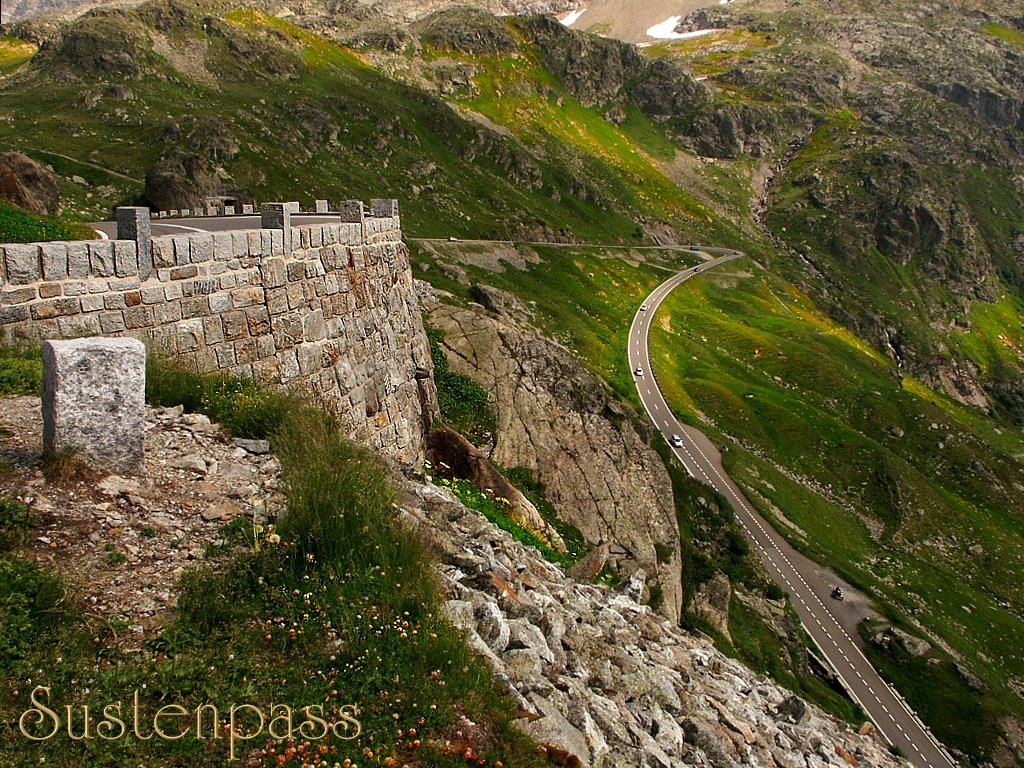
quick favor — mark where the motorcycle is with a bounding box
[831,586,844,601]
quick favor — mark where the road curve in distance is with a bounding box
[628,250,958,768]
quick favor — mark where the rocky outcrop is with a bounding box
[419,7,520,54]
[524,15,647,107]
[0,152,59,217]
[401,476,902,768]
[424,287,683,623]
[144,152,220,211]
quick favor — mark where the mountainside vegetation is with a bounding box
[2,0,1024,763]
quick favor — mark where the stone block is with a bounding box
[231,285,263,308]
[80,294,104,313]
[87,243,114,280]
[203,315,224,344]
[170,265,199,280]
[0,304,30,323]
[154,301,183,325]
[190,235,214,264]
[4,244,41,284]
[315,199,329,214]
[152,237,175,269]
[99,311,127,333]
[40,243,69,280]
[123,305,155,329]
[208,291,231,313]
[39,283,62,299]
[116,207,152,279]
[56,314,100,337]
[245,306,271,336]
[262,203,293,254]
[113,240,139,277]
[141,286,165,304]
[172,236,192,266]
[63,281,88,296]
[370,198,399,218]
[224,206,235,216]
[338,200,364,224]
[213,232,234,261]
[180,209,190,217]
[242,204,254,215]
[286,201,301,214]
[42,338,146,473]
[31,298,80,320]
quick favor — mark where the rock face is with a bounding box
[0,152,60,217]
[426,289,683,623]
[402,477,903,768]
[42,337,146,472]
[144,152,220,212]
[419,7,520,54]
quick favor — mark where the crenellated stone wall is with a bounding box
[0,201,438,465]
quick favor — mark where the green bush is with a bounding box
[0,346,42,396]
[0,499,32,554]
[147,358,288,438]
[0,557,66,672]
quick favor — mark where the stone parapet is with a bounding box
[1,200,436,465]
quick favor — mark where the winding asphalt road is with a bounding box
[629,251,958,768]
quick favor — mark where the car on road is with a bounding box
[690,245,701,251]
[670,434,683,448]
[634,366,643,377]
[693,266,701,273]
[640,303,648,311]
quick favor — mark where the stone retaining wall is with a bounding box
[0,201,438,465]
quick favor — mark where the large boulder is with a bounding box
[0,152,60,217]
[144,152,219,211]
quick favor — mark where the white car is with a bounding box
[670,434,683,448]
[634,367,643,377]
[640,304,648,311]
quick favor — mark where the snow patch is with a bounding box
[646,17,724,39]
[559,8,587,27]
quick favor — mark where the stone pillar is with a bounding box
[224,205,235,216]
[262,202,292,254]
[286,201,301,215]
[242,204,254,215]
[315,199,329,214]
[339,200,365,224]
[116,206,151,280]
[370,199,399,218]
[42,338,147,473]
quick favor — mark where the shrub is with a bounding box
[0,345,42,396]
[147,357,288,439]
[0,557,66,671]
[0,498,33,554]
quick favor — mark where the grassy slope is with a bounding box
[0,5,733,245]
[0,352,545,768]
[649,267,1024,761]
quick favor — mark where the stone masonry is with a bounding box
[0,201,438,465]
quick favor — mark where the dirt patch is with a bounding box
[0,396,284,651]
